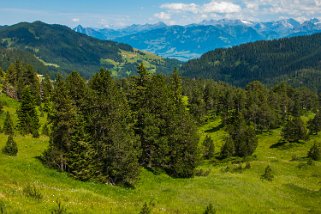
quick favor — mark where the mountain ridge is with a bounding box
[74,18,321,61]
[0,21,181,77]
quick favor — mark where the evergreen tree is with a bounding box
[203,135,215,159]
[3,111,14,135]
[226,114,258,157]
[0,101,3,115]
[307,143,321,161]
[41,122,50,136]
[2,135,18,156]
[66,71,87,110]
[41,74,53,112]
[17,87,40,137]
[43,74,77,172]
[167,71,199,178]
[308,111,321,135]
[220,137,235,159]
[87,69,140,185]
[282,117,307,142]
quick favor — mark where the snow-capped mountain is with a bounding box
[73,18,321,61]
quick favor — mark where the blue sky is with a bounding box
[1,0,321,28]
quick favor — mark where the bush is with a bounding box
[139,202,152,214]
[51,200,68,214]
[307,143,321,161]
[204,203,216,214]
[195,169,211,177]
[0,200,6,214]
[2,135,18,156]
[261,165,274,181]
[23,184,43,200]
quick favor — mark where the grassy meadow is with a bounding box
[0,94,320,213]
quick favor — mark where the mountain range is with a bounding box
[74,18,321,61]
[0,21,181,78]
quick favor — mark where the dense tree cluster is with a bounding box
[41,64,198,185]
[1,61,320,185]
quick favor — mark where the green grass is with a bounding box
[0,94,320,213]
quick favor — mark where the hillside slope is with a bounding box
[0,94,320,213]
[0,21,181,77]
[181,33,321,91]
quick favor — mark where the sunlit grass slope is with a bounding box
[0,94,320,213]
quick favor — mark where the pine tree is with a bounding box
[17,87,40,137]
[43,74,77,172]
[167,70,199,178]
[220,137,235,159]
[66,71,87,110]
[41,122,50,136]
[307,143,321,161]
[282,117,307,142]
[41,74,53,112]
[87,69,140,185]
[2,135,18,156]
[3,111,14,135]
[308,111,321,135]
[203,135,215,159]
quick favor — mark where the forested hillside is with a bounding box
[0,21,181,78]
[182,33,321,91]
[0,62,320,212]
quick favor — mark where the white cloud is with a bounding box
[72,18,80,23]
[161,3,199,13]
[154,0,321,25]
[203,1,241,13]
[154,12,171,20]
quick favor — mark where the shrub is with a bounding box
[51,200,68,214]
[23,184,43,200]
[195,169,211,177]
[245,162,251,169]
[204,203,216,214]
[261,165,274,181]
[139,202,152,214]
[2,135,18,156]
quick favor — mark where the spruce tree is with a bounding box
[87,69,140,185]
[167,70,199,178]
[282,117,307,142]
[43,74,77,171]
[2,135,18,156]
[307,143,321,161]
[308,111,321,135]
[220,137,235,159]
[3,111,14,135]
[41,74,53,112]
[203,135,215,160]
[17,87,40,137]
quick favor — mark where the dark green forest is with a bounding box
[182,32,321,91]
[1,61,320,187]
